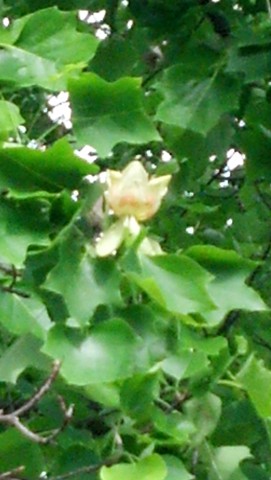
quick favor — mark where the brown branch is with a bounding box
[13,360,61,416]
[0,263,22,278]
[0,466,25,480]
[0,361,73,444]
[206,160,228,186]
[0,413,50,444]
[1,286,30,298]
[0,263,26,297]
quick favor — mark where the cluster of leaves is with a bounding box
[0,0,271,479]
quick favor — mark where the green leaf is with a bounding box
[69,73,161,157]
[100,454,167,480]
[227,46,271,83]
[14,7,98,65]
[0,195,51,265]
[162,455,193,480]
[129,254,215,315]
[152,408,196,444]
[156,66,241,135]
[0,291,52,339]
[42,320,139,385]
[212,400,264,447]
[90,36,138,81]
[44,233,122,327]
[51,445,100,480]
[121,373,160,422]
[0,139,98,194]
[0,429,44,478]
[180,325,227,355]
[84,382,120,408]
[238,127,271,181]
[0,100,24,137]
[0,7,98,89]
[0,334,47,383]
[161,351,209,380]
[184,393,221,445]
[207,445,251,480]
[186,246,267,326]
[237,355,271,418]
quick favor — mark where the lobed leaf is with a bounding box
[69,73,161,157]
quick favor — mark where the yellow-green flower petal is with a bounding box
[106,160,171,221]
[95,219,125,257]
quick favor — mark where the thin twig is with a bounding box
[206,160,228,186]
[13,360,61,416]
[1,286,30,298]
[0,263,22,278]
[253,334,271,352]
[0,466,25,480]
[0,413,50,444]
[0,361,73,444]
[48,455,121,480]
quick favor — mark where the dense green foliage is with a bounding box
[0,0,271,478]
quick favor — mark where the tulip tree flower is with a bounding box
[106,161,171,221]
[95,161,171,257]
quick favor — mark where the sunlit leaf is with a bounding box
[128,253,215,315]
[44,232,122,327]
[207,445,251,480]
[42,320,139,385]
[0,139,98,194]
[162,455,193,480]
[0,290,52,339]
[100,454,167,480]
[0,7,98,89]
[0,100,24,138]
[237,355,271,418]
[0,335,48,383]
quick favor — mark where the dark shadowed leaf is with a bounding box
[186,246,267,325]
[156,66,241,135]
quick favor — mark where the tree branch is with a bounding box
[0,466,25,480]
[13,360,61,416]
[0,361,73,444]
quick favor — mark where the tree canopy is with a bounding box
[0,0,271,479]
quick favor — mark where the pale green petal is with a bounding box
[95,219,125,257]
[121,160,149,184]
[124,216,141,237]
[148,175,171,199]
[139,237,163,256]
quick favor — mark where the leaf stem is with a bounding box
[217,379,243,390]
